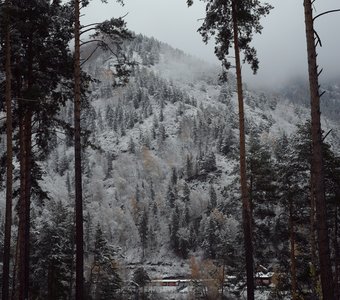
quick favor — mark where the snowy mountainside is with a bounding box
[53,35,340,263]
[78,35,339,254]
[2,34,339,286]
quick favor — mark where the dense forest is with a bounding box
[0,0,340,300]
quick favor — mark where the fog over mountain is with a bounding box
[82,0,340,89]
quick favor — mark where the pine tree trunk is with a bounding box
[17,107,32,300]
[334,204,340,299]
[289,198,297,300]
[17,107,27,300]
[74,0,84,298]
[24,110,32,299]
[309,174,318,298]
[2,0,13,298]
[303,1,335,298]
[17,25,34,297]
[11,234,19,300]
[231,1,254,299]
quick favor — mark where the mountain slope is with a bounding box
[1,34,339,298]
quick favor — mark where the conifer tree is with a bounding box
[183,183,191,202]
[30,201,74,299]
[247,134,277,265]
[187,1,272,298]
[276,126,312,299]
[73,1,83,296]
[1,0,13,298]
[72,1,133,297]
[303,1,335,298]
[132,267,150,300]
[138,209,149,260]
[0,1,75,297]
[207,184,217,213]
[170,205,180,253]
[274,122,340,298]
[92,225,122,300]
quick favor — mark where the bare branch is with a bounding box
[13,97,40,102]
[313,30,322,47]
[313,9,340,21]
[80,22,101,29]
[322,129,332,142]
[319,90,326,98]
[80,45,100,66]
[80,27,97,36]
[80,39,104,47]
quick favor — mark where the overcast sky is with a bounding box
[83,0,340,88]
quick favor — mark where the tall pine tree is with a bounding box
[1,0,13,298]
[303,1,334,298]
[187,1,272,298]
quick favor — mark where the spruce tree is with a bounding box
[138,209,149,260]
[275,123,323,298]
[247,134,277,265]
[30,201,74,299]
[132,267,150,300]
[92,225,122,300]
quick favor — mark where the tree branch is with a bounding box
[313,9,340,21]
[80,44,100,67]
[80,39,104,47]
[322,129,332,142]
[80,27,97,36]
[313,30,322,47]
[80,22,101,29]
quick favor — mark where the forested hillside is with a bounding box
[1,32,339,299]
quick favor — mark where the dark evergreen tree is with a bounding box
[1,0,13,298]
[169,206,180,253]
[275,123,314,298]
[158,123,166,142]
[207,184,217,213]
[138,209,149,260]
[247,134,277,265]
[128,137,136,154]
[171,167,178,186]
[202,217,218,259]
[159,107,164,122]
[0,0,75,297]
[132,267,150,300]
[105,105,115,129]
[185,154,193,180]
[91,224,122,300]
[182,183,191,203]
[166,181,177,209]
[30,201,74,300]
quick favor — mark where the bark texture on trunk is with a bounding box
[74,0,84,298]
[310,173,318,298]
[334,204,340,299]
[2,0,13,298]
[303,1,335,299]
[232,1,254,299]
[17,107,32,300]
[289,198,297,300]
